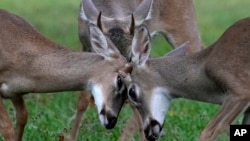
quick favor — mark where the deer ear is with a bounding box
[131,25,151,66]
[134,0,153,26]
[79,0,99,24]
[89,24,120,59]
[166,41,190,57]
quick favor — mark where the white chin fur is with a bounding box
[152,124,160,135]
[91,84,104,113]
[150,87,171,125]
[99,114,108,126]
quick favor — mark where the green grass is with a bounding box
[0,0,250,141]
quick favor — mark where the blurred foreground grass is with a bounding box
[0,0,249,140]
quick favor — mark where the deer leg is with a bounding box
[199,96,250,141]
[154,0,203,53]
[131,103,146,141]
[119,103,146,141]
[66,91,90,141]
[11,96,28,141]
[242,107,250,124]
[0,96,15,141]
[118,114,137,141]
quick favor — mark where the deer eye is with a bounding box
[117,75,123,90]
[128,85,137,103]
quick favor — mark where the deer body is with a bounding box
[123,18,250,141]
[0,9,128,141]
[142,52,226,105]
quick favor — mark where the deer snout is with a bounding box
[99,109,117,129]
[144,119,162,141]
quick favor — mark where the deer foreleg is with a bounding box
[155,0,203,53]
[11,96,28,141]
[119,103,146,141]
[66,91,90,141]
[0,96,15,141]
[199,96,249,141]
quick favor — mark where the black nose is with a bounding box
[144,119,162,141]
[105,116,117,129]
[146,135,157,141]
[100,109,118,129]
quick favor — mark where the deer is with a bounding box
[119,17,250,141]
[0,9,134,141]
[78,0,203,57]
[71,0,204,140]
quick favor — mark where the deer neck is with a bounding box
[1,44,105,97]
[148,47,225,104]
[33,50,105,92]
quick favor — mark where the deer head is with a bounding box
[119,23,190,140]
[86,23,129,129]
[87,23,155,129]
[79,0,153,60]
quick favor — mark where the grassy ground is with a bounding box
[0,0,250,141]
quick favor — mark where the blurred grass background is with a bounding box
[0,0,249,141]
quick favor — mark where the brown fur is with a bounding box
[0,9,128,141]
[76,1,203,140]
[78,0,203,58]
[124,17,250,140]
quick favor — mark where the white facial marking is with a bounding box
[1,83,9,92]
[99,114,108,126]
[150,87,172,125]
[152,124,160,135]
[91,84,104,113]
[0,83,10,97]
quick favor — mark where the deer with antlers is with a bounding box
[119,18,250,141]
[79,0,203,57]
[0,9,135,141]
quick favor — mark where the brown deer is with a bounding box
[73,0,203,140]
[78,0,203,57]
[120,18,250,141]
[0,9,132,141]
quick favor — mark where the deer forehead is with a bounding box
[93,57,127,73]
[102,18,132,34]
[132,68,157,86]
